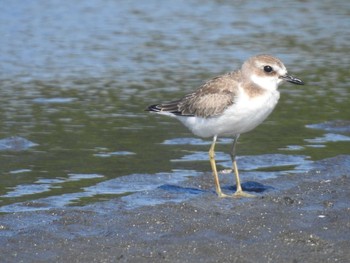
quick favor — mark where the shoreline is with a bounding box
[1,155,349,262]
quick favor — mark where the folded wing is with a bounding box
[147,72,240,118]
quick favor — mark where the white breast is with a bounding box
[177,88,280,138]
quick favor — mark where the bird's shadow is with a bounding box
[158,181,274,196]
[225,181,274,193]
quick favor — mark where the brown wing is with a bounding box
[147,72,241,118]
[177,72,240,118]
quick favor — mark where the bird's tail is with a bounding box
[146,104,162,112]
[145,100,182,115]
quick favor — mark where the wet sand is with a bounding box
[1,155,349,263]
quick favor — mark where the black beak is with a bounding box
[280,74,304,85]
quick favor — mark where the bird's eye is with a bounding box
[264,65,273,73]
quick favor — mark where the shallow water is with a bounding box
[0,0,349,213]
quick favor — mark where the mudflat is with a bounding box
[1,155,349,263]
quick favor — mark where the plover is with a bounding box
[147,54,304,198]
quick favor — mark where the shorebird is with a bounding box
[146,54,304,197]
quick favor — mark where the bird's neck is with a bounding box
[250,75,279,92]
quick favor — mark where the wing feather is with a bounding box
[147,71,241,118]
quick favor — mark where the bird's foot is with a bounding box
[232,190,256,198]
[216,190,255,198]
[217,191,231,198]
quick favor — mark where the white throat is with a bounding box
[250,74,282,91]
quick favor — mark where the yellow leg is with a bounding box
[232,159,255,198]
[209,135,255,198]
[230,135,255,198]
[209,136,229,197]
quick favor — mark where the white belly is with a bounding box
[177,90,280,138]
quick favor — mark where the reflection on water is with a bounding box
[0,1,349,212]
[0,136,38,151]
